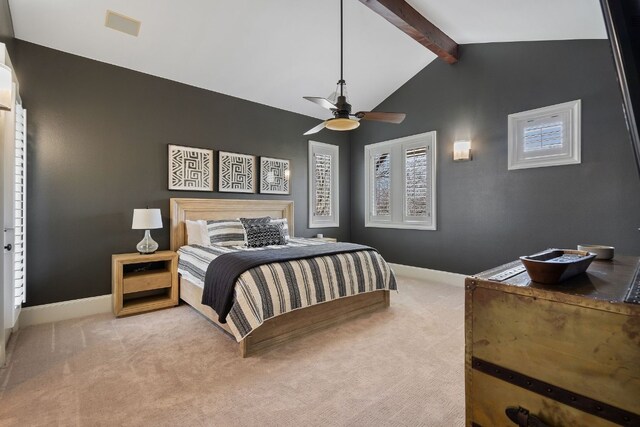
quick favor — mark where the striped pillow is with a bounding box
[206,220,246,247]
[270,218,290,242]
[239,216,271,226]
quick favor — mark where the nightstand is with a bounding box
[112,251,178,317]
[311,237,337,243]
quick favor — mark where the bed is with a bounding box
[170,198,396,357]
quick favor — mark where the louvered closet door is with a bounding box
[3,101,26,329]
[13,103,26,312]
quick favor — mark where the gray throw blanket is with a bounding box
[201,242,376,323]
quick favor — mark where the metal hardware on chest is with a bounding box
[487,264,527,282]
[505,406,551,427]
[472,357,640,426]
[625,261,640,304]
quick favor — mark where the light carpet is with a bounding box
[0,276,465,426]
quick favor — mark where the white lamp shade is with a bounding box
[132,208,163,230]
[0,63,12,111]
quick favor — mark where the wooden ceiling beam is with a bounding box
[358,0,458,64]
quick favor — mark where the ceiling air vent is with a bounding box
[105,10,141,37]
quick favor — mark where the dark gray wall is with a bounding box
[350,40,640,275]
[12,40,350,306]
[14,38,640,305]
[0,0,14,50]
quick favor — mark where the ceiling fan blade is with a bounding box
[303,97,337,111]
[355,112,406,124]
[303,121,328,136]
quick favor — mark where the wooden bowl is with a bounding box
[577,244,614,260]
[520,249,596,284]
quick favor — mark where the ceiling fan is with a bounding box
[302,0,406,136]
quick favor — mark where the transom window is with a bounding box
[508,100,581,170]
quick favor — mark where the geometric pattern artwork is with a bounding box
[260,157,290,194]
[313,153,332,217]
[168,144,214,191]
[219,151,256,193]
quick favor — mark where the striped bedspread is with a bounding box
[178,238,397,341]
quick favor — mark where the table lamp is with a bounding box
[132,208,162,254]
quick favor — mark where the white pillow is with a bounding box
[185,220,209,246]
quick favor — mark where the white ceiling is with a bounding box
[9,0,606,119]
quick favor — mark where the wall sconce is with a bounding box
[453,140,472,161]
[0,63,12,111]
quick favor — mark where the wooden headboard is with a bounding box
[169,198,295,251]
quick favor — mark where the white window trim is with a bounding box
[364,131,437,231]
[308,140,339,228]
[508,99,581,170]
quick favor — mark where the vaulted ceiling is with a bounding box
[9,0,607,119]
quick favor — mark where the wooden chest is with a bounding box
[465,256,640,427]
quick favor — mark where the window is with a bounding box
[309,141,339,228]
[508,100,581,170]
[365,131,436,230]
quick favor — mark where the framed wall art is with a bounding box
[168,144,214,191]
[219,151,256,193]
[260,157,290,194]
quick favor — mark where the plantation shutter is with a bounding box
[404,146,429,218]
[313,153,332,217]
[309,141,339,228]
[523,119,563,152]
[372,153,391,217]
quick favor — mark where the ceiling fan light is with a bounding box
[326,118,360,131]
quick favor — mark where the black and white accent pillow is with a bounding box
[270,218,290,242]
[244,223,286,248]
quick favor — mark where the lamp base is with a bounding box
[136,230,159,254]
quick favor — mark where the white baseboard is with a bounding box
[19,294,111,328]
[389,263,466,288]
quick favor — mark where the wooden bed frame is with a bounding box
[170,198,390,357]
